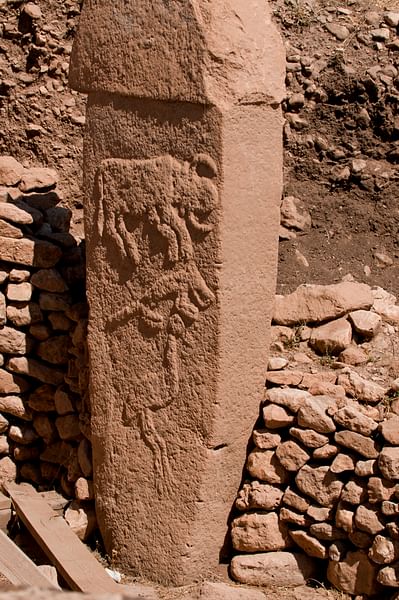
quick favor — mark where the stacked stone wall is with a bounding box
[231,282,399,596]
[0,156,94,539]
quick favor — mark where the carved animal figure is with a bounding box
[97,154,219,496]
[96,153,218,266]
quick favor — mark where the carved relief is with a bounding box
[96,154,218,495]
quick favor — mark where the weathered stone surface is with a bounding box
[8,424,38,445]
[266,387,310,413]
[0,326,29,355]
[6,302,42,327]
[40,440,72,465]
[355,459,378,477]
[55,415,81,440]
[0,368,29,393]
[19,168,58,192]
[382,501,399,517]
[355,505,385,534]
[310,523,346,541]
[337,370,386,403]
[77,438,92,477]
[48,312,73,332]
[235,481,283,511]
[31,269,68,293]
[335,430,379,458]
[75,477,94,501]
[247,449,289,485]
[327,551,379,595]
[377,564,399,587]
[14,446,40,461]
[252,429,281,449]
[276,440,310,471]
[37,335,70,365]
[0,219,23,239]
[300,372,336,389]
[307,505,333,522]
[296,465,343,507]
[0,237,61,268]
[0,203,32,226]
[9,269,31,283]
[289,530,327,559]
[309,318,352,355]
[0,156,24,185]
[0,415,9,434]
[325,22,350,40]
[339,345,369,365]
[231,512,291,552]
[290,427,329,448]
[380,416,399,445]
[368,477,397,503]
[7,356,64,385]
[0,456,17,486]
[267,356,288,370]
[349,309,381,338]
[273,282,373,326]
[39,292,71,312]
[341,480,366,504]
[70,0,285,584]
[265,370,303,386]
[282,487,310,512]
[0,436,9,455]
[54,387,75,415]
[333,405,378,436]
[280,507,311,527]
[29,324,51,341]
[280,196,311,231]
[330,453,355,474]
[0,395,31,421]
[230,551,316,588]
[335,503,354,533]
[33,415,57,444]
[370,535,399,565]
[6,282,32,302]
[379,447,399,480]
[0,293,5,327]
[263,404,294,429]
[297,396,336,434]
[64,501,97,542]
[313,444,338,460]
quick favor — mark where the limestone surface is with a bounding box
[70,0,285,585]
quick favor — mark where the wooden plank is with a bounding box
[0,529,58,589]
[5,482,121,593]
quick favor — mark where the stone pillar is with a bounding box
[69,1,285,586]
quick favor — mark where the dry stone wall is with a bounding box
[231,281,399,597]
[0,155,93,539]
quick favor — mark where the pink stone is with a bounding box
[70,0,285,583]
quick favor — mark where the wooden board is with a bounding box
[0,529,58,589]
[4,483,121,593]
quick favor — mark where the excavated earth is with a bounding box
[1,0,399,600]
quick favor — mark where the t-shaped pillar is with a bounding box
[69,0,285,585]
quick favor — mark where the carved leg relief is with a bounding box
[116,211,141,266]
[161,204,194,262]
[187,211,214,233]
[140,407,175,497]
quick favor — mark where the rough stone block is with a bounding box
[69,0,284,585]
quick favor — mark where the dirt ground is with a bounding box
[1,1,399,599]
[1,0,399,298]
[273,0,399,297]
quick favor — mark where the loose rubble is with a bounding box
[231,282,399,597]
[274,0,399,297]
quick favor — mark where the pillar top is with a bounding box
[69,0,285,108]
